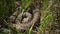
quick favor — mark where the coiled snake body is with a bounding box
[9,0,40,30]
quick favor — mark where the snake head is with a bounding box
[33,8,39,14]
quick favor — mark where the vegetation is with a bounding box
[0,0,60,34]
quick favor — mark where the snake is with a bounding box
[9,0,41,30]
